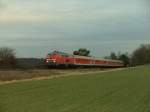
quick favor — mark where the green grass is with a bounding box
[0,65,150,112]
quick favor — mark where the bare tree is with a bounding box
[0,47,16,68]
[131,44,150,66]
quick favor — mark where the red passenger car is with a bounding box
[45,51,124,67]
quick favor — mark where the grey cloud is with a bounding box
[0,0,5,9]
[0,0,7,13]
[0,0,2,8]
[3,39,150,58]
[0,0,150,57]
[142,0,150,17]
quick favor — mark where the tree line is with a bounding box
[104,44,150,66]
[0,44,150,69]
[104,52,130,66]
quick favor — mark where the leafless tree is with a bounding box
[0,47,16,68]
[131,44,150,66]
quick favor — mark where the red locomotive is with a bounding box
[45,51,124,68]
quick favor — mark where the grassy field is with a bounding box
[0,65,150,112]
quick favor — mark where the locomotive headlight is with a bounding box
[53,60,56,63]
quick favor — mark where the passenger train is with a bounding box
[45,51,124,68]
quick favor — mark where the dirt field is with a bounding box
[0,68,112,82]
[0,68,126,85]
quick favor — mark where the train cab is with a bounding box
[45,51,74,66]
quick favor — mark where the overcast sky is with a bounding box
[0,0,150,58]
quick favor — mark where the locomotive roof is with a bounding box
[48,51,73,57]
